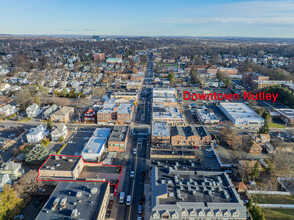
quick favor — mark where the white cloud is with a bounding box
[159,0,294,26]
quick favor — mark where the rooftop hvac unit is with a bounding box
[60,197,67,206]
[76,191,82,198]
[55,156,60,160]
[71,209,80,218]
[68,159,74,162]
[91,187,98,194]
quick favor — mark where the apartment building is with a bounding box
[170,126,212,146]
[251,80,292,91]
[50,106,74,123]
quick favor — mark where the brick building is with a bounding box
[170,126,212,146]
[108,126,129,152]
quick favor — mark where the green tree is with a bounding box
[34,96,41,106]
[168,73,176,86]
[225,79,232,88]
[58,136,64,142]
[47,119,53,131]
[25,144,54,164]
[0,185,23,220]
[190,68,199,84]
[250,162,260,180]
[216,71,228,82]
[259,119,270,134]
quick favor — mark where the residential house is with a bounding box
[0,174,11,191]
[26,125,48,143]
[84,108,96,123]
[26,103,42,118]
[0,83,10,92]
[50,106,74,123]
[252,134,271,144]
[0,161,25,180]
[249,141,263,154]
[0,104,17,117]
[51,124,68,142]
[42,104,58,119]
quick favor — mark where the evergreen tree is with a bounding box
[0,185,23,219]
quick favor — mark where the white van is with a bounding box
[126,195,131,206]
[119,192,125,204]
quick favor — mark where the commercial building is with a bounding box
[117,103,134,124]
[36,181,110,220]
[50,106,74,123]
[274,108,294,125]
[152,122,170,144]
[108,126,129,152]
[152,104,185,125]
[38,155,84,179]
[93,52,105,61]
[186,64,218,75]
[170,126,212,146]
[82,128,111,161]
[242,72,269,85]
[97,101,134,125]
[218,103,264,127]
[218,67,238,75]
[196,108,220,125]
[106,57,122,64]
[110,91,138,102]
[150,167,246,220]
[251,80,292,92]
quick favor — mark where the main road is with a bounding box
[117,52,154,220]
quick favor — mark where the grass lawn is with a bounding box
[262,208,294,219]
[253,194,294,204]
[21,117,31,122]
[268,122,286,128]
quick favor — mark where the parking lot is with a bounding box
[60,130,94,155]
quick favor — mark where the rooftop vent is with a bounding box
[91,187,98,194]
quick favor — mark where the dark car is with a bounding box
[35,196,44,207]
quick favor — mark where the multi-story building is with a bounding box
[97,101,134,125]
[150,167,246,220]
[50,106,74,123]
[117,103,134,124]
[251,80,292,92]
[108,126,129,152]
[152,122,170,144]
[274,108,294,125]
[242,72,269,85]
[170,125,212,146]
[26,125,48,143]
[84,108,96,123]
[38,155,84,179]
[36,181,110,220]
[93,52,105,61]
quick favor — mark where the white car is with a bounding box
[205,148,213,152]
[133,149,137,155]
[130,171,135,178]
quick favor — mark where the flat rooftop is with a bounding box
[40,155,81,172]
[151,167,246,219]
[276,108,294,119]
[219,102,264,121]
[152,122,170,137]
[36,182,108,220]
[109,126,128,142]
[82,128,111,155]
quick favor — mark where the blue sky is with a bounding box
[1,0,294,37]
